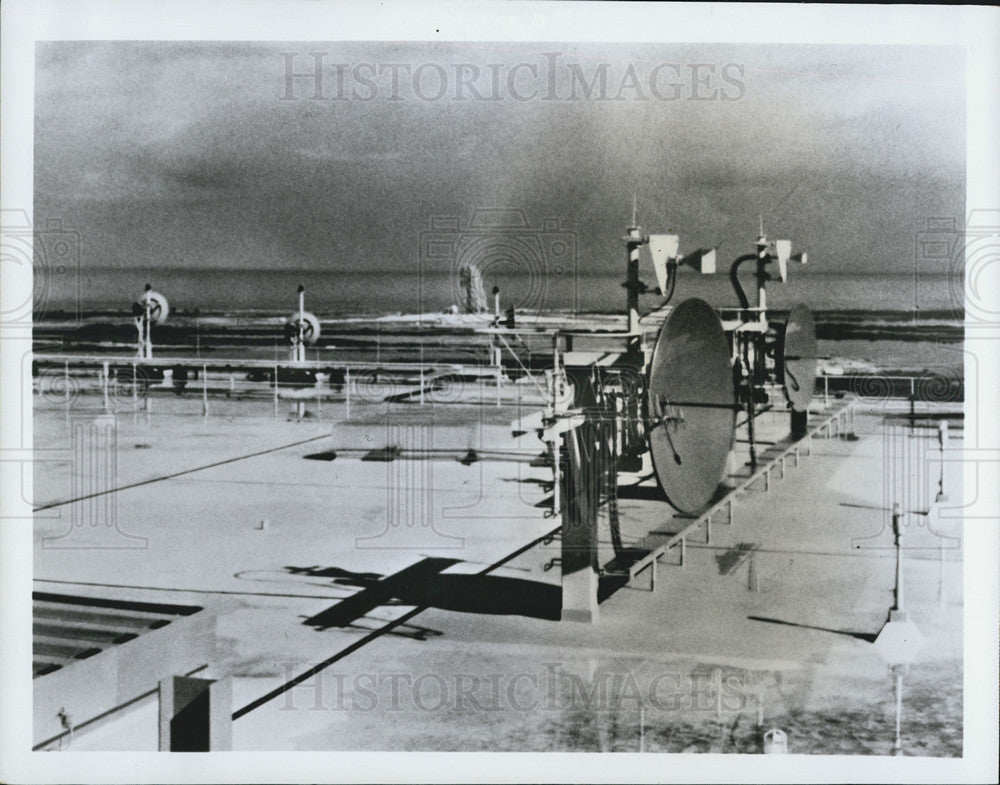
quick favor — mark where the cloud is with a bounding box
[34,42,965,278]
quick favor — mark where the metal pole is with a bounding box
[639,705,645,753]
[893,669,903,752]
[132,362,138,422]
[496,366,501,407]
[273,363,279,419]
[938,538,947,607]
[102,361,110,412]
[202,364,208,416]
[714,667,723,719]
[824,375,829,407]
[419,367,425,405]
[937,421,948,502]
[893,503,904,612]
[64,361,70,418]
[345,367,351,418]
[551,435,561,516]
[624,199,645,337]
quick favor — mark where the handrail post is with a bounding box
[101,361,110,412]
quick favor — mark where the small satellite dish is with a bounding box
[646,298,736,513]
[780,304,817,411]
[285,311,321,345]
[135,288,170,325]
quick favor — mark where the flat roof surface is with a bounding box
[33,394,963,753]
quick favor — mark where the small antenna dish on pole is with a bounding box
[286,286,320,363]
[134,285,169,359]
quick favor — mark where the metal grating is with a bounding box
[32,592,203,679]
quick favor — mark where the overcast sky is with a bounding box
[35,42,965,277]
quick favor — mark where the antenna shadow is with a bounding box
[747,614,878,643]
[298,558,561,628]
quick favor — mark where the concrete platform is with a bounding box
[32,392,963,753]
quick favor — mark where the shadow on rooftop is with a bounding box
[296,558,561,629]
[747,614,879,643]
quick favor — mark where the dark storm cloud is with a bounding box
[35,41,964,276]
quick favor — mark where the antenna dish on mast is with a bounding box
[285,286,321,351]
[135,288,170,326]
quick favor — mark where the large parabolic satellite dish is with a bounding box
[646,298,736,514]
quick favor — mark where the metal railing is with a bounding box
[623,399,858,590]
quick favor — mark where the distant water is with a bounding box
[39,266,963,317]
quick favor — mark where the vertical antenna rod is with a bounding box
[624,196,645,336]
